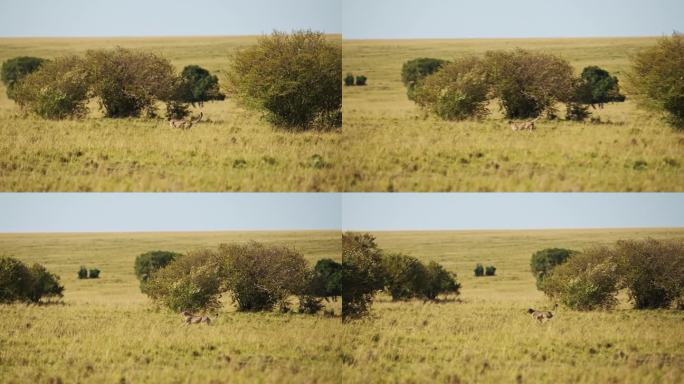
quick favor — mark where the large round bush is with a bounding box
[227,31,342,130]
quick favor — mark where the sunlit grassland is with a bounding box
[0,231,347,383]
[0,36,342,191]
[340,228,684,383]
[341,37,684,191]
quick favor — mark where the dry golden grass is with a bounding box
[0,231,347,383]
[0,36,343,191]
[341,37,684,191]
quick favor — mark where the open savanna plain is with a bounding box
[342,37,684,191]
[0,231,347,383]
[341,228,684,383]
[0,36,342,191]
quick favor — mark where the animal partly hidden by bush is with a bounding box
[627,33,684,129]
[0,56,46,100]
[541,238,684,310]
[401,57,448,101]
[0,256,64,303]
[227,30,342,130]
[134,250,181,293]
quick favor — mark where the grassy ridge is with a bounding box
[0,231,345,383]
[0,36,343,191]
[341,37,684,191]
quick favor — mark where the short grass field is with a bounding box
[0,231,345,383]
[342,37,684,191]
[341,228,684,383]
[0,36,342,191]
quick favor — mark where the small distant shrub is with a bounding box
[134,250,181,293]
[78,266,88,279]
[542,246,619,310]
[1,56,47,100]
[144,249,228,312]
[613,238,684,309]
[342,232,386,320]
[627,33,684,129]
[485,265,496,276]
[344,73,355,86]
[401,57,447,101]
[420,261,460,300]
[222,242,309,312]
[485,49,575,119]
[355,75,367,86]
[0,257,63,303]
[85,47,177,118]
[88,268,100,279]
[13,56,89,119]
[227,30,342,130]
[474,263,484,277]
[382,253,427,300]
[530,248,576,289]
[414,56,490,120]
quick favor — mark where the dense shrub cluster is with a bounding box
[142,242,339,315]
[342,232,386,320]
[134,250,181,293]
[78,265,102,279]
[530,248,576,289]
[0,257,64,303]
[13,56,90,119]
[401,57,447,101]
[414,56,490,120]
[541,238,684,311]
[343,232,460,319]
[627,33,684,129]
[1,56,46,100]
[227,30,342,130]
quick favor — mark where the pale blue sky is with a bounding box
[0,193,341,232]
[0,193,682,232]
[342,194,684,230]
[343,0,684,39]
[0,0,341,37]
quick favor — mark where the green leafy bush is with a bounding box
[474,263,484,277]
[485,265,496,276]
[613,238,684,309]
[227,30,342,130]
[144,249,228,312]
[530,248,576,289]
[177,65,225,106]
[382,253,428,300]
[84,47,177,118]
[485,49,575,118]
[88,268,100,279]
[1,56,47,99]
[627,33,684,129]
[414,56,490,120]
[420,261,460,300]
[134,250,181,293]
[401,57,447,101]
[221,242,309,312]
[542,246,619,310]
[342,232,386,320]
[78,266,88,279]
[344,73,355,86]
[355,75,367,86]
[308,258,342,300]
[13,56,89,119]
[0,257,63,303]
